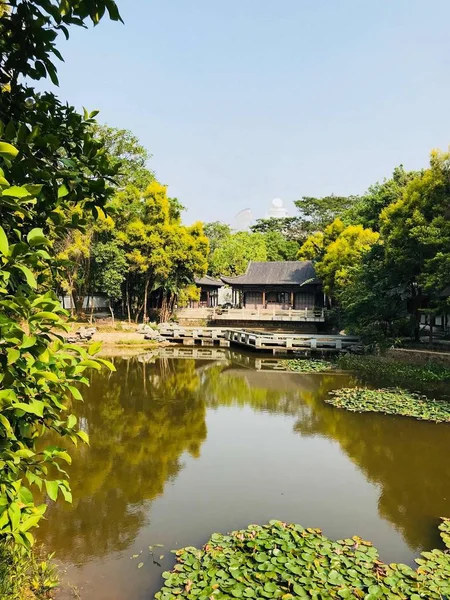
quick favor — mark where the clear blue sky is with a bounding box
[48,0,450,224]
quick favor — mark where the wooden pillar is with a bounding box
[206,289,210,307]
[262,290,266,308]
[290,291,294,308]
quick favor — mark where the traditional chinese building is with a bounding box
[191,275,223,308]
[221,261,323,310]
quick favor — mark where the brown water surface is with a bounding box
[36,352,450,600]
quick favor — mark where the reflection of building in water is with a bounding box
[233,208,253,231]
[266,197,289,219]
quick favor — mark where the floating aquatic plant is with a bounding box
[155,519,450,599]
[337,354,450,383]
[327,387,450,423]
[281,359,335,373]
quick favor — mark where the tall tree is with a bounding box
[209,231,267,276]
[203,221,232,256]
[294,194,356,232]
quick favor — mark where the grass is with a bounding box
[337,354,450,383]
[156,519,450,599]
[280,358,335,373]
[0,542,58,600]
[326,387,450,422]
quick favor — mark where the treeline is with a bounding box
[297,159,450,341]
[55,124,208,323]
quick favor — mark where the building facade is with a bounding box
[221,261,323,311]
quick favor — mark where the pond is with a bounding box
[37,351,450,600]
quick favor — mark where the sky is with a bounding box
[45,0,450,225]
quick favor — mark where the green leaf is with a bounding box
[88,340,102,355]
[20,514,42,533]
[61,487,72,503]
[77,430,89,445]
[68,386,83,401]
[0,142,19,160]
[58,184,69,198]
[29,311,61,322]
[2,185,30,198]
[34,371,59,382]
[44,480,59,502]
[67,414,77,429]
[27,228,49,247]
[0,414,13,434]
[7,348,20,365]
[14,264,37,289]
[21,335,37,349]
[8,503,21,531]
[0,226,9,256]
[13,400,45,417]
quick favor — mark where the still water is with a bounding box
[37,352,450,600]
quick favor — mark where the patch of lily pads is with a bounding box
[280,359,335,373]
[327,387,450,423]
[155,519,450,599]
[337,354,450,383]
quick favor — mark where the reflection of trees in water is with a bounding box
[38,355,450,564]
[295,387,450,552]
[38,358,207,563]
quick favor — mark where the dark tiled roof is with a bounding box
[195,275,223,287]
[221,261,319,286]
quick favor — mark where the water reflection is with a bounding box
[36,353,450,600]
[39,358,207,562]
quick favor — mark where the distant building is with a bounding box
[221,261,323,310]
[266,198,289,219]
[191,276,223,307]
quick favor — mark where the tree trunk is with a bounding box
[126,276,131,324]
[143,279,150,323]
[109,301,115,325]
[429,315,434,345]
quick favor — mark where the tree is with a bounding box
[251,216,307,244]
[92,241,128,321]
[263,230,299,261]
[294,194,356,232]
[122,181,209,321]
[92,124,154,191]
[203,221,232,256]
[299,219,380,296]
[346,166,418,230]
[380,150,450,340]
[0,0,121,570]
[209,231,267,276]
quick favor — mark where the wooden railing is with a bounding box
[176,307,326,322]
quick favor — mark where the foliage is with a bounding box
[338,354,450,384]
[203,222,232,256]
[263,230,299,261]
[121,181,209,321]
[92,124,154,191]
[92,241,128,309]
[0,541,58,599]
[209,231,267,277]
[0,0,121,571]
[299,219,380,296]
[281,359,334,373]
[250,216,306,244]
[327,387,450,422]
[0,158,115,548]
[156,519,450,599]
[294,194,357,231]
[346,166,417,231]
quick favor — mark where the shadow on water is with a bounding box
[37,351,450,600]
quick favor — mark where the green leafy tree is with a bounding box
[203,221,232,257]
[294,194,356,232]
[263,230,299,261]
[92,241,128,321]
[92,124,154,191]
[209,231,267,276]
[251,216,306,244]
[380,149,450,340]
[0,0,121,576]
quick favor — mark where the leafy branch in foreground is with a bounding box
[326,387,450,423]
[156,519,450,599]
[0,144,115,549]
